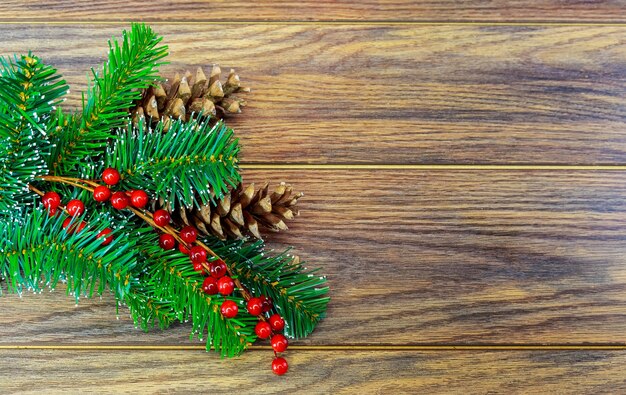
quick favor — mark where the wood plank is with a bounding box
[1,349,625,393]
[0,1,624,22]
[3,170,626,345]
[2,24,626,164]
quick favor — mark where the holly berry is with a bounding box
[260,295,273,313]
[247,297,263,316]
[75,221,87,233]
[42,191,61,211]
[110,191,129,210]
[193,262,205,273]
[159,234,176,250]
[202,277,218,295]
[102,168,121,185]
[62,217,74,233]
[179,243,190,255]
[220,300,238,318]
[209,260,227,279]
[66,199,85,216]
[180,225,198,243]
[130,190,148,208]
[189,246,207,264]
[217,276,235,295]
[269,314,285,331]
[153,209,171,227]
[271,357,289,376]
[48,207,58,216]
[62,218,86,234]
[93,185,111,202]
[255,321,272,339]
[271,334,288,353]
[97,228,114,246]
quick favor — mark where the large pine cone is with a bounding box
[131,65,249,129]
[172,182,302,240]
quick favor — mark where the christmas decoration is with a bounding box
[0,23,329,375]
[130,65,249,129]
[169,181,303,240]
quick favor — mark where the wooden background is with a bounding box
[2,1,626,393]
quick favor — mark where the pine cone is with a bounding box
[168,182,302,240]
[131,65,249,129]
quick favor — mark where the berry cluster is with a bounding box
[153,207,291,374]
[96,168,149,211]
[42,190,113,246]
[44,167,291,375]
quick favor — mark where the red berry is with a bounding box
[62,217,73,233]
[189,246,207,264]
[75,221,87,233]
[217,276,235,295]
[159,234,176,250]
[269,314,285,331]
[130,190,149,208]
[153,209,171,227]
[110,191,129,210]
[193,262,205,273]
[272,357,288,376]
[66,199,85,216]
[42,191,61,210]
[48,207,58,216]
[247,297,263,316]
[210,260,227,279]
[202,277,218,294]
[271,334,288,353]
[179,243,190,254]
[62,218,86,234]
[93,185,111,202]
[102,168,121,185]
[220,300,238,318]
[97,228,113,246]
[180,225,198,244]
[260,295,273,313]
[255,321,272,339]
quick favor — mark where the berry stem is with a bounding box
[35,175,260,311]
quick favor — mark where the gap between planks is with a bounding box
[1,21,626,26]
[1,345,626,351]
[240,164,626,171]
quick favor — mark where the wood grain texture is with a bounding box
[1,24,626,164]
[3,170,626,346]
[0,1,625,22]
[1,349,626,394]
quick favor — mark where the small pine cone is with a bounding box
[175,182,302,240]
[131,65,250,130]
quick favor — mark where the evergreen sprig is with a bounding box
[129,231,257,357]
[51,23,168,174]
[106,118,241,209]
[204,238,330,339]
[0,54,68,213]
[0,205,137,300]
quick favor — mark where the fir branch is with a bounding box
[0,54,68,213]
[132,231,257,357]
[52,23,168,174]
[0,205,137,301]
[106,117,240,209]
[204,238,330,339]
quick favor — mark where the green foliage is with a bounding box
[51,23,168,175]
[0,205,137,301]
[0,54,68,213]
[127,231,257,357]
[204,237,330,339]
[0,24,329,358]
[106,117,240,209]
